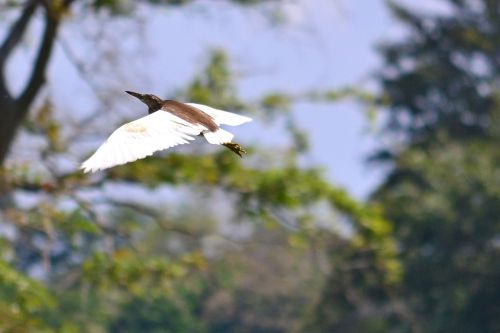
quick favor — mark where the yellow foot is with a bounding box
[222,142,246,158]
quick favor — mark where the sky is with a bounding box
[7,0,413,199]
[131,0,401,198]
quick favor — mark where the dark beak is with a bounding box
[125,91,143,99]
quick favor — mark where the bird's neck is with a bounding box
[148,103,163,114]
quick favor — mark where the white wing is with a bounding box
[185,103,252,126]
[81,111,205,173]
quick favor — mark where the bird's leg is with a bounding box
[222,142,246,158]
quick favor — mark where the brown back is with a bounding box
[161,100,218,132]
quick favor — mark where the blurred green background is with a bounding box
[0,0,499,332]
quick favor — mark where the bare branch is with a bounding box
[0,0,37,65]
[0,0,38,97]
[16,2,59,117]
[57,36,115,113]
[106,199,201,238]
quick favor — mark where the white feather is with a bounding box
[186,103,252,126]
[81,111,205,173]
[203,128,234,145]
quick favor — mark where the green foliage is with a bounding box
[0,1,413,332]
[184,50,244,112]
[90,0,274,14]
[0,260,55,332]
[0,42,391,333]
[374,140,500,332]
[379,0,499,144]
[260,93,291,119]
[24,101,65,153]
[108,149,400,285]
[82,251,194,294]
[313,1,500,332]
[91,0,194,14]
[109,295,207,333]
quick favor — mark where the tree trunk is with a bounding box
[0,0,74,167]
[0,102,20,165]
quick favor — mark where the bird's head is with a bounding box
[126,91,163,113]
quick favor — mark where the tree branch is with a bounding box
[16,2,59,117]
[0,0,38,65]
[0,0,38,98]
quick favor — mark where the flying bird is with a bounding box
[81,91,252,173]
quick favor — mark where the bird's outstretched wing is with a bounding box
[81,111,204,173]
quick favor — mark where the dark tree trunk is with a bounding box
[0,0,75,166]
[0,101,19,165]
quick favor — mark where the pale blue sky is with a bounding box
[132,0,400,198]
[128,0,399,198]
[8,0,414,198]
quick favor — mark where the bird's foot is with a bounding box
[223,142,246,158]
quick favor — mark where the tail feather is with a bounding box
[203,129,234,145]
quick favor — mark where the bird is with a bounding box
[80,91,252,173]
